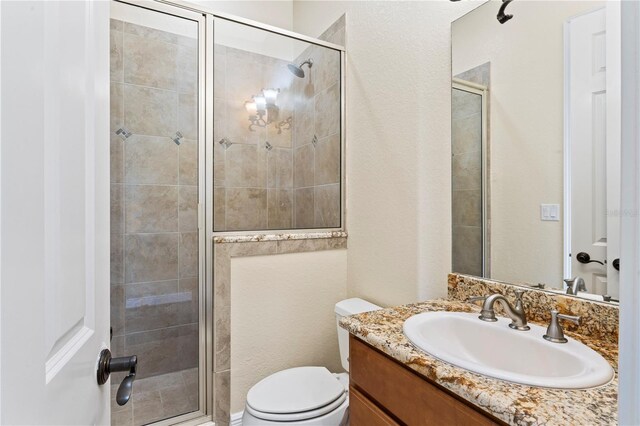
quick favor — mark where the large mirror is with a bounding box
[451,0,621,302]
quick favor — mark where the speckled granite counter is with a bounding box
[340,299,618,425]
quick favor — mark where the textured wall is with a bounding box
[293,1,479,305]
[229,250,347,414]
[110,19,199,379]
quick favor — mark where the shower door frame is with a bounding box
[164,0,347,237]
[452,78,490,277]
[110,1,211,425]
[112,0,346,424]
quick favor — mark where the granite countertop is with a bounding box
[340,299,618,426]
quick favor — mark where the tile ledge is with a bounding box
[213,231,347,244]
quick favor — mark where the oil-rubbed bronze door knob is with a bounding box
[96,349,138,406]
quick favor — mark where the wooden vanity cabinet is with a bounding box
[348,335,505,426]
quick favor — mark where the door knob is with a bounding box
[575,252,605,266]
[97,349,137,406]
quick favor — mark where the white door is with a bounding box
[1,1,111,424]
[567,7,611,295]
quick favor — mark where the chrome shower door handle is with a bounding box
[97,349,138,406]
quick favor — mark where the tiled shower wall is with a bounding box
[110,19,199,379]
[213,17,344,231]
[451,63,490,277]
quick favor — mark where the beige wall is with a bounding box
[230,250,347,413]
[293,1,478,305]
[452,0,604,287]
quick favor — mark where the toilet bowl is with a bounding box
[241,298,381,425]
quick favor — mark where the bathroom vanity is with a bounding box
[349,335,501,425]
[341,274,619,425]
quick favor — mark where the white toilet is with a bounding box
[241,298,382,425]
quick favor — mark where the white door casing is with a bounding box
[566,6,621,297]
[1,1,110,424]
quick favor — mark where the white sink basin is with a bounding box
[403,311,614,389]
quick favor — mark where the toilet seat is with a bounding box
[245,366,347,422]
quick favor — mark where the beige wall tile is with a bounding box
[124,84,177,137]
[214,137,226,188]
[452,189,482,227]
[314,184,340,228]
[314,134,340,185]
[294,144,314,188]
[125,233,179,284]
[294,187,314,228]
[110,30,123,83]
[124,280,194,333]
[111,284,125,336]
[214,49,226,101]
[179,232,199,279]
[213,97,227,149]
[267,189,293,229]
[110,19,123,32]
[124,33,177,90]
[225,143,258,187]
[178,93,198,140]
[110,83,124,132]
[267,148,293,189]
[452,225,483,276]
[125,323,198,378]
[452,112,482,156]
[226,188,267,231]
[214,305,230,371]
[111,234,124,284]
[111,184,124,235]
[452,150,482,191]
[314,83,340,139]
[111,135,124,184]
[293,97,314,148]
[177,44,197,95]
[124,135,178,185]
[314,46,340,94]
[214,188,226,231]
[123,22,179,44]
[179,277,199,324]
[214,370,230,425]
[179,139,198,186]
[125,185,179,233]
[179,186,198,232]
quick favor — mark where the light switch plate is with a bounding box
[541,204,560,221]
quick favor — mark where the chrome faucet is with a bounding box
[468,290,530,331]
[564,277,587,295]
[543,309,581,343]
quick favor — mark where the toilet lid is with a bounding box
[246,367,346,415]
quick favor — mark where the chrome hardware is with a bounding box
[543,310,581,343]
[466,295,486,304]
[171,131,184,146]
[564,277,587,295]
[478,290,530,331]
[97,349,138,406]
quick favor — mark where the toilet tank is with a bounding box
[335,298,382,372]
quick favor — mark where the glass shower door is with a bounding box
[109,1,204,424]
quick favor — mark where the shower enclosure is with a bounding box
[451,78,488,277]
[109,1,344,425]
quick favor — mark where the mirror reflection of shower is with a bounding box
[287,58,313,78]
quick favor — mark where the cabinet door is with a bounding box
[350,387,399,426]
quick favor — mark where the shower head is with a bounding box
[287,58,313,78]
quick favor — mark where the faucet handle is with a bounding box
[543,309,581,343]
[514,289,526,302]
